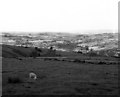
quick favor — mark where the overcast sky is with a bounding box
[0,0,119,34]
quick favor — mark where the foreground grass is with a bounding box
[2,57,118,95]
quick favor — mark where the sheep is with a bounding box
[29,72,37,80]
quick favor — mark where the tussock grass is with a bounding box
[8,76,23,84]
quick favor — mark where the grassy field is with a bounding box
[0,57,2,96]
[2,57,118,95]
[2,45,119,95]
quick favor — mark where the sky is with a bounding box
[0,0,119,34]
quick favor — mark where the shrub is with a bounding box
[8,76,23,84]
[73,59,79,62]
[81,60,85,63]
[98,61,106,64]
[74,59,85,63]
[35,47,42,52]
[54,58,58,61]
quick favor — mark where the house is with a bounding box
[114,52,120,57]
[114,49,120,57]
[73,45,89,54]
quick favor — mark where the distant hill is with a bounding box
[1,32,118,51]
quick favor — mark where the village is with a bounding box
[1,32,120,58]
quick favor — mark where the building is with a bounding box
[73,45,89,54]
[114,49,120,57]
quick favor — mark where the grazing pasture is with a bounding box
[2,57,118,95]
[2,44,119,95]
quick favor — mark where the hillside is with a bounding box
[2,53,118,95]
[2,44,119,95]
[2,44,63,58]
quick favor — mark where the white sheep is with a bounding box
[29,72,37,80]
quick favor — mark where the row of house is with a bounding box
[73,44,120,57]
[73,45,89,54]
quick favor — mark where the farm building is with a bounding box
[114,49,120,57]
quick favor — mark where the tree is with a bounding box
[35,47,42,52]
[85,45,89,50]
